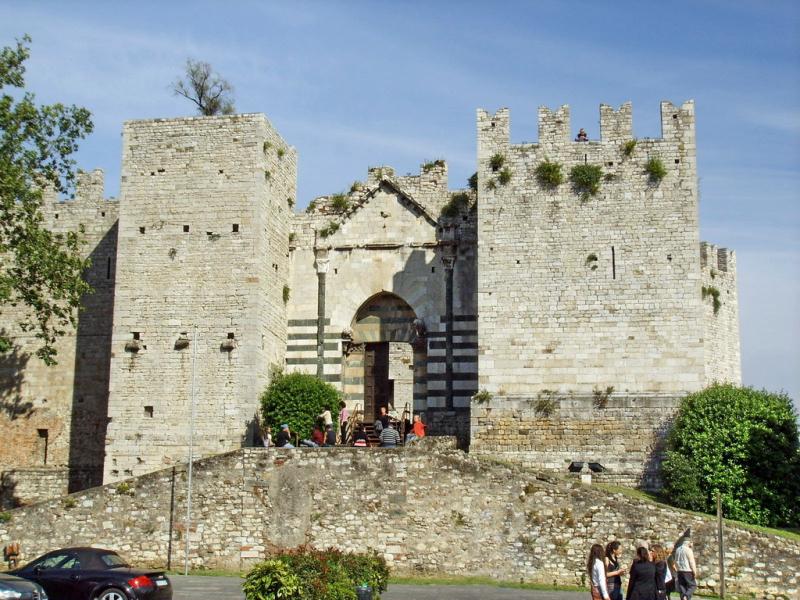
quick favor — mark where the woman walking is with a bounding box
[650,543,672,599]
[588,544,611,600]
[626,546,656,600]
[605,541,626,600]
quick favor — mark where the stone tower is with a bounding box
[103,114,294,482]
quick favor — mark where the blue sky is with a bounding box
[2,1,798,405]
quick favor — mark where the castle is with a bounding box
[0,101,741,506]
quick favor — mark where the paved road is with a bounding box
[171,574,586,599]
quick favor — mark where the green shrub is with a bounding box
[441,192,471,217]
[534,160,564,189]
[330,193,349,213]
[661,384,800,527]
[497,167,512,185]
[622,139,637,157]
[244,547,388,600]
[569,164,603,200]
[472,389,492,404]
[422,159,445,172]
[282,285,290,304]
[277,147,285,159]
[261,373,341,440]
[489,153,505,171]
[243,559,302,600]
[0,512,11,523]
[468,172,478,191]
[306,200,317,213]
[349,181,362,193]
[319,221,339,238]
[288,232,296,244]
[486,179,497,191]
[645,157,667,183]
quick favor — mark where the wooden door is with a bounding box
[364,342,389,421]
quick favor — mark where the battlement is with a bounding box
[700,242,736,274]
[478,101,695,150]
[42,169,119,228]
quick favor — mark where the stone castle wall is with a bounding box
[0,444,795,599]
[0,169,118,502]
[470,393,681,490]
[476,102,705,396]
[103,114,293,483]
[701,243,741,384]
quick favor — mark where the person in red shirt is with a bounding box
[406,414,426,444]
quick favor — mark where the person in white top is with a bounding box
[674,539,697,600]
[587,543,611,600]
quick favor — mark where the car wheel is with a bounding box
[97,588,128,600]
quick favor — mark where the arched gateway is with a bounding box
[341,292,427,423]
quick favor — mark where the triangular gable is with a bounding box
[320,178,437,245]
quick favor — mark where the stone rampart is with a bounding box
[470,393,681,490]
[0,443,796,599]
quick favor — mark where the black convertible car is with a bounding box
[12,547,171,600]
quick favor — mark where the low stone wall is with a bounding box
[0,468,69,510]
[470,394,681,489]
[0,441,796,599]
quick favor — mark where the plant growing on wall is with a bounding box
[288,232,296,244]
[329,193,349,213]
[585,253,599,270]
[422,158,445,172]
[702,285,722,314]
[489,153,505,171]
[319,221,339,238]
[263,141,271,154]
[569,164,603,201]
[498,167,513,186]
[441,192,471,217]
[645,157,667,183]
[277,147,285,159]
[468,172,478,191]
[534,160,564,189]
[282,285,290,304]
[306,200,318,213]
[592,386,614,409]
[0,512,11,523]
[472,389,493,404]
[486,179,497,191]
[534,390,557,417]
[287,197,295,209]
[349,181,363,193]
[622,139,637,157]
[661,384,800,527]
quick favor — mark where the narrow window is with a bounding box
[106,256,112,279]
[101,211,106,217]
[144,406,154,418]
[183,225,190,233]
[227,332,235,339]
[232,224,239,233]
[37,429,49,465]
[611,246,616,279]
[132,332,140,340]
[431,267,436,273]
[55,213,59,219]
[139,226,145,234]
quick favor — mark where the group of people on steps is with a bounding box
[589,530,697,600]
[261,402,427,449]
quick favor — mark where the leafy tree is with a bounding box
[172,59,235,116]
[0,35,93,365]
[260,372,340,440]
[661,384,800,527]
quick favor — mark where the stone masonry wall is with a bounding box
[701,243,741,384]
[470,393,681,490]
[476,102,705,396]
[0,169,118,504]
[104,114,293,483]
[0,444,796,599]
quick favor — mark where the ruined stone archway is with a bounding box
[341,292,426,424]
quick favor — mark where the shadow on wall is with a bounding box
[0,336,32,420]
[640,413,676,491]
[68,223,117,492]
[0,472,19,510]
